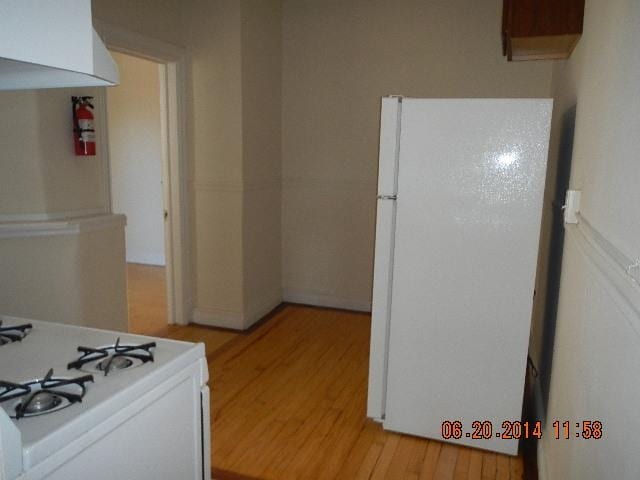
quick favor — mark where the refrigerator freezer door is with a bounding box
[383,99,552,455]
[367,97,401,420]
[376,97,402,196]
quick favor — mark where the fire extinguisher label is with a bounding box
[78,119,95,143]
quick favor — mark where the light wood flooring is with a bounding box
[126,263,169,336]
[127,267,526,479]
[126,263,238,353]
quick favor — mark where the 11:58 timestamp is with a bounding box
[552,420,603,439]
[441,420,604,441]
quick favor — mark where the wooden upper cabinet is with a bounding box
[502,0,585,61]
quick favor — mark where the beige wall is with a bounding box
[0,219,127,331]
[107,52,165,266]
[536,0,640,478]
[281,0,553,310]
[185,0,246,326]
[186,0,284,329]
[0,79,126,330]
[94,0,283,328]
[95,0,283,328]
[0,87,108,217]
[241,0,284,325]
[92,0,185,47]
[95,0,249,323]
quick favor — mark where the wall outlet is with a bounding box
[563,190,581,224]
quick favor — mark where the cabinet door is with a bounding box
[502,0,585,61]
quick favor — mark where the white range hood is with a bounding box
[0,0,119,90]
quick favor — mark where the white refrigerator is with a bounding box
[367,97,552,455]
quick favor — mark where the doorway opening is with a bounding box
[107,52,168,335]
[98,23,190,332]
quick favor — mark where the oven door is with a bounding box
[25,362,207,480]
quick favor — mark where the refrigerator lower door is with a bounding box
[383,99,552,455]
[367,198,397,420]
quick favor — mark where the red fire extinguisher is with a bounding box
[72,96,96,156]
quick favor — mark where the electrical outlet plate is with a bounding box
[563,190,581,224]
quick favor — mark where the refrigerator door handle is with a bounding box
[377,194,397,200]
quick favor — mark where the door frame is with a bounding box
[96,21,190,326]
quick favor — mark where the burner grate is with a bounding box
[68,338,156,376]
[0,369,93,419]
[0,320,32,345]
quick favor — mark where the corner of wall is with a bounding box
[239,0,284,329]
[243,288,283,329]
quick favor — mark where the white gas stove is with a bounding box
[0,316,211,480]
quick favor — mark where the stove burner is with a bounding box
[0,320,32,345]
[97,355,133,372]
[68,338,156,376]
[0,369,93,419]
[22,391,63,414]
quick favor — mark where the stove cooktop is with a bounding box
[0,315,208,473]
[0,316,205,448]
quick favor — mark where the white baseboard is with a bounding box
[192,290,282,330]
[283,289,371,313]
[193,290,367,330]
[126,252,166,266]
[192,307,244,330]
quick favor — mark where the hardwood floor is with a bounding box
[126,270,526,479]
[203,305,524,480]
[126,263,168,336]
[127,262,239,354]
